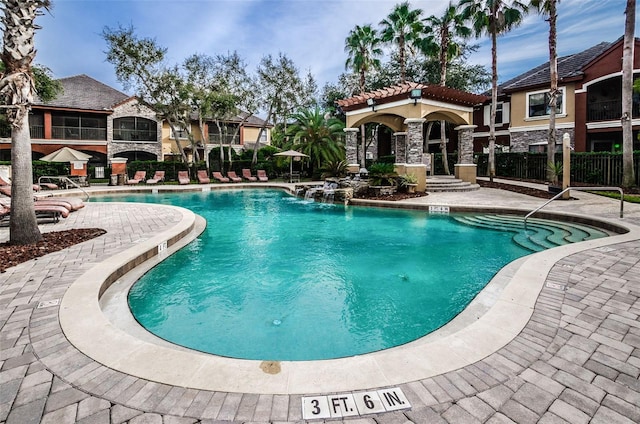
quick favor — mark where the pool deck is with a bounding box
[1,180,639,423]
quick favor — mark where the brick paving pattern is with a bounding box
[1,200,639,423]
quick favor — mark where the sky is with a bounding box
[31,0,638,97]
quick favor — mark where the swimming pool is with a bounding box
[95,189,607,361]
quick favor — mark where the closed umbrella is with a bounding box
[40,147,92,162]
[274,150,309,182]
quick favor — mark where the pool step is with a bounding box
[453,214,608,253]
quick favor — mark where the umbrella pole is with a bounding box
[289,159,293,183]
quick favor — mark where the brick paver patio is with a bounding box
[0,188,639,423]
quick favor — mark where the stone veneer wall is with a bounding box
[344,128,359,165]
[510,128,575,152]
[107,100,162,160]
[405,119,425,164]
[394,132,407,163]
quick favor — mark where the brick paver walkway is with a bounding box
[1,195,639,423]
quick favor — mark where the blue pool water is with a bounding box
[95,190,573,360]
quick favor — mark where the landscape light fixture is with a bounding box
[409,88,422,105]
[366,97,376,111]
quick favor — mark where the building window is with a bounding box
[113,117,157,141]
[259,130,267,142]
[170,125,190,139]
[527,88,565,118]
[208,122,239,144]
[483,102,509,126]
[51,113,107,140]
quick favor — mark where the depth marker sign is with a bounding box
[302,387,410,420]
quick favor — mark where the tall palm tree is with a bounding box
[380,1,424,83]
[423,2,471,175]
[622,0,636,188]
[345,24,382,168]
[287,108,345,173]
[531,0,560,184]
[0,0,50,245]
[460,0,528,181]
[345,24,383,94]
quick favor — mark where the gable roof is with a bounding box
[34,74,130,111]
[337,81,488,112]
[499,41,615,93]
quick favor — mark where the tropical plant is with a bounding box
[321,160,348,179]
[380,1,424,83]
[368,162,398,186]
[622,0,636,187]
[422,1,471,175]
[0,0,50,244]
[546,160,562,186]
[530,0,561,184]
[286,107,345,173]
[398,173,418,186]
[460,0,528,182]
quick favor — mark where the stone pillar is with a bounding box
[454,125,477,184]
[404,118,425,164]
[393,132,407,163]
[344,127,360,173]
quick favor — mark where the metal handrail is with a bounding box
[524,186,624,230]
[38,176,90,201]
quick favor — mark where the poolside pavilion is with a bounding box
[336,82,488,191]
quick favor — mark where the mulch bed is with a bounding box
[0,228,106,273]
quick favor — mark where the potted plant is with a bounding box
[399,173,418,193]
[547,161,563,194]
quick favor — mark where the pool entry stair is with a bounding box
[453,214,609,252]
[426,175,480,192]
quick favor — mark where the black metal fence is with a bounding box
[473,152,640,186]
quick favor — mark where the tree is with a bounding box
[0,0,50,245]
[423,1,471,175]
[622,0,636,188]
[253,53,316,164]
[380,1,424,83]
[345,24,383,169]
[286,107,345,174]
[102,24,190,163]
[460,0,528,181]
[530,0,560,183]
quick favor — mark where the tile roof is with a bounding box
[336,81,488,111]
[499,41,615,93]
[34,74,130,111]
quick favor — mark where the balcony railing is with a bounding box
[51,126,106,141]
[113,128,156,142]
[588,99,640,121]
[208,134,240,145]
[30,125,44,139]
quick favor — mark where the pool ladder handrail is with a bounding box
[38,176,90,201]
[524,186,624,230]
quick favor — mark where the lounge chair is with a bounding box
[39,196,85,211]
[146,170,165,184]
[212,172,230,183]
[242,168,258,181]
[127,170,146,185]
[256,170,269,182]
[197,170,210,184]
[178,171,190,185]
[226,171,242,183]
[33,203,69,221]
[0,176,43,191]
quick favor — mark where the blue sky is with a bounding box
[33,0,636,97]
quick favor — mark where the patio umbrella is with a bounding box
[40,147,92,162]
[274,149,309,182]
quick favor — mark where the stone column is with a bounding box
[343,127,360,174]
[393,132,407,163]
[404,118,425,164]
[454,125,477,183]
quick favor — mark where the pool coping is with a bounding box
[58,191,640,395]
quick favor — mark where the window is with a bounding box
[259,130,267,142]
[483,102,509,126]
[527,88,564,118]
[170,125,189,139]
[113,117,157,141]
[208,122,239,144]
[51,113,106,140]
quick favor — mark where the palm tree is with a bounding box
[345,24,382,168]
[345,24,383,94]
[622,0,636,188]
[530,0,560,184]
[380,1,424,83]
[287,108,345,174]
[460,0,528,181]
[423,2,471,175]
[0,0,50,245]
